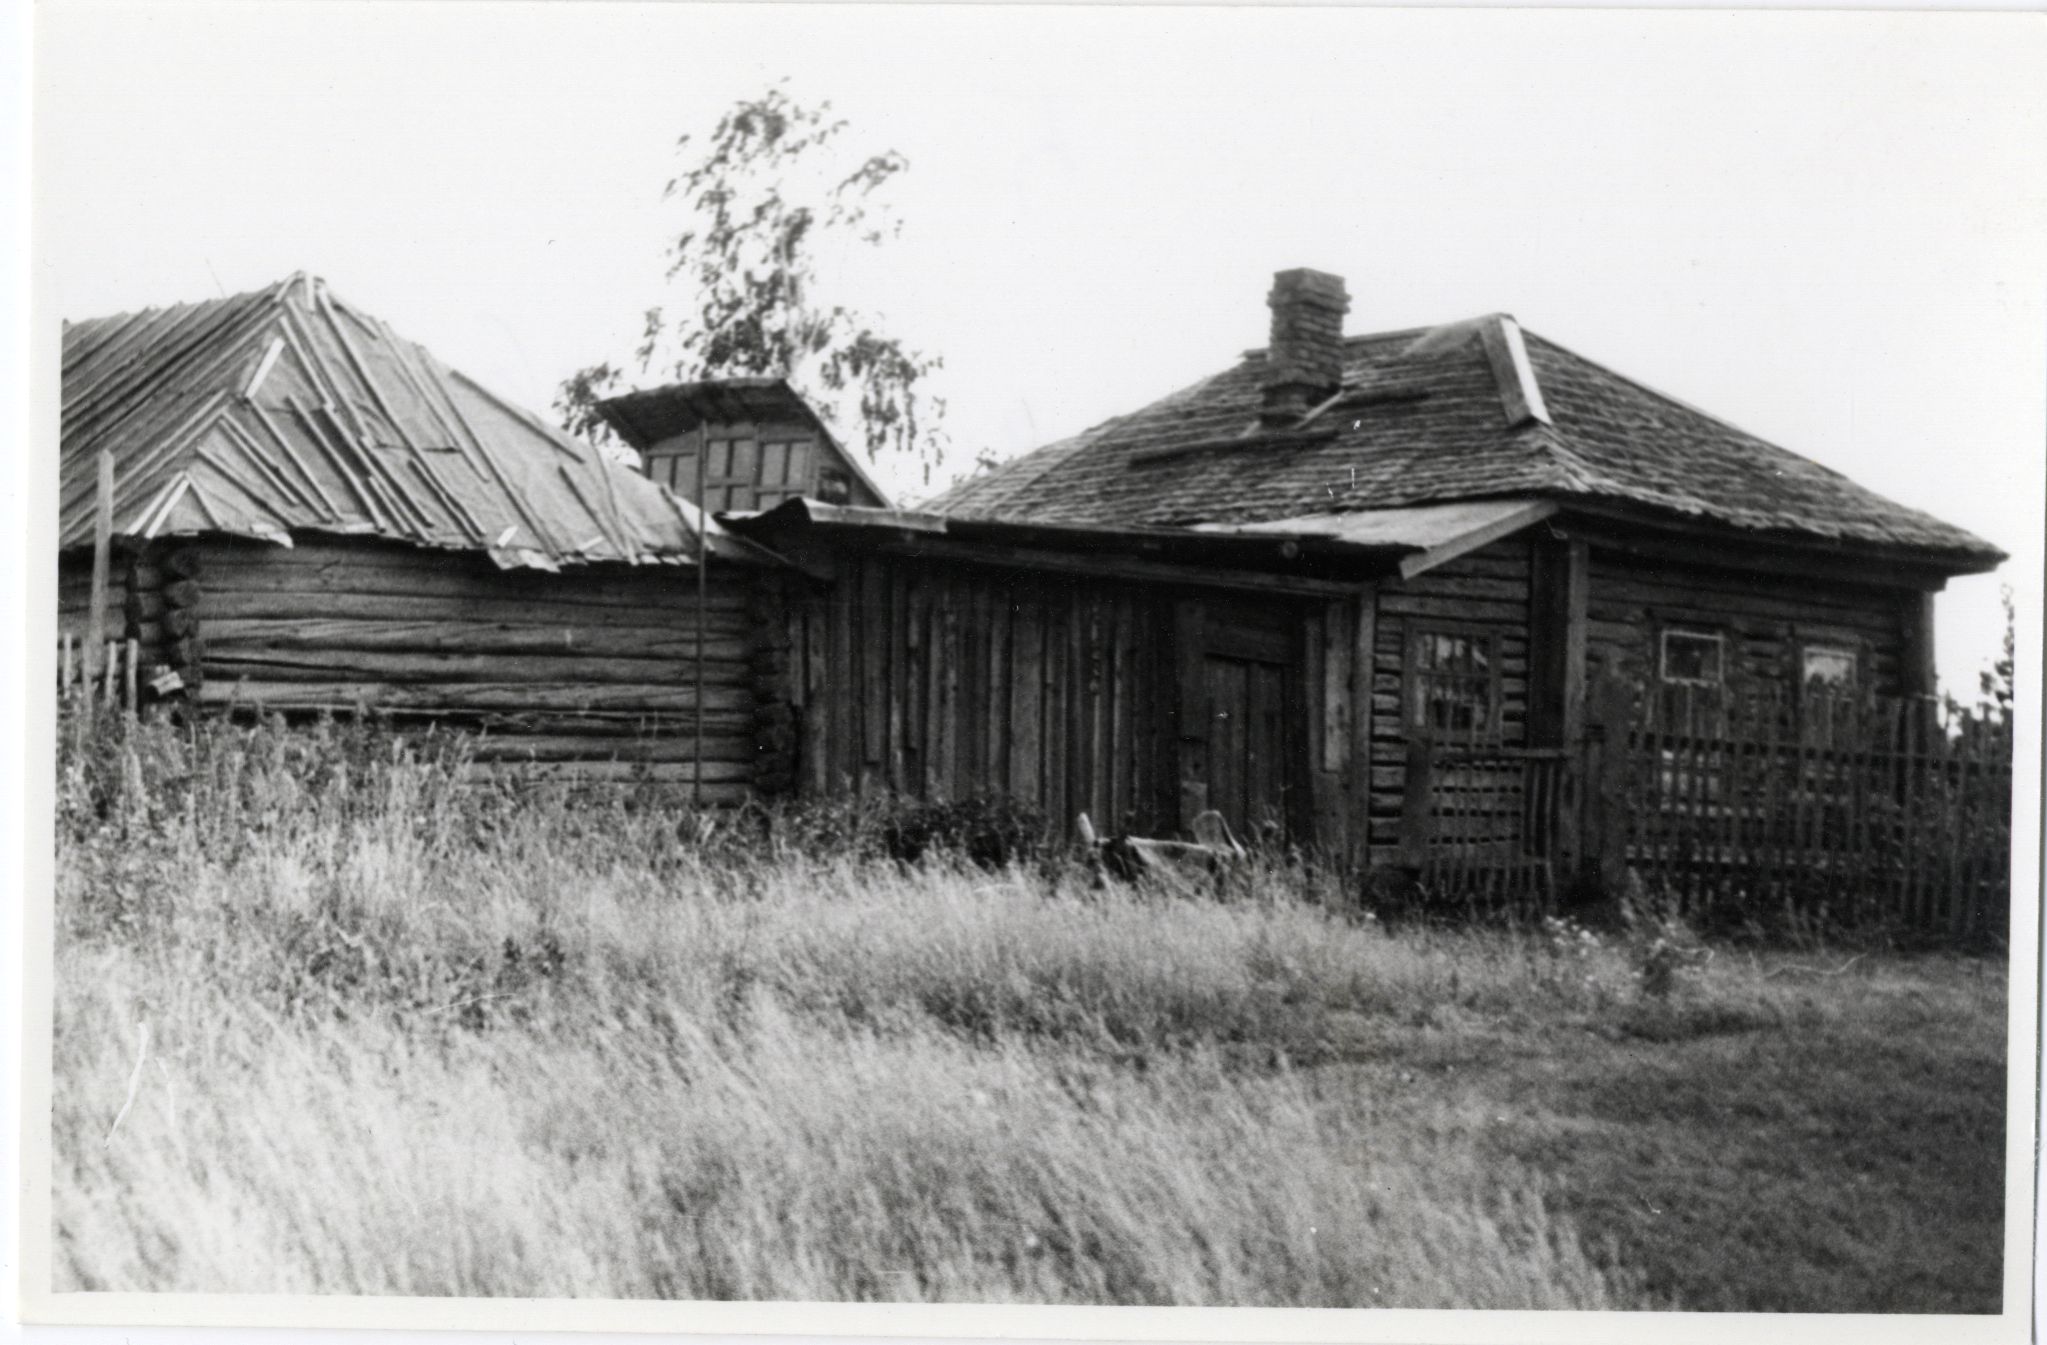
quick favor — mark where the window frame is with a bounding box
[1798,642,1860,691]
[1403,623,1504,742]
[1658,627,1727,688]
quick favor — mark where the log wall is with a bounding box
[1584,550,1911,697]
[59,546,171,678]
[183,536,765,801]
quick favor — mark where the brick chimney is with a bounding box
[1262,268,1350,426]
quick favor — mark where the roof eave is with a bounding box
[1550,496,2007,585]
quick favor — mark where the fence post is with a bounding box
[1576,673,1632,899]
[84,450,115,695]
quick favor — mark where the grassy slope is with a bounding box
[48,717,2009,1309]
[1307,958,2007,1313]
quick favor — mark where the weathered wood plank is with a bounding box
[1173,599,1208,831]
[987,587,1011,796]
[195,679,755,714]
[203,648,750,685]
[468,733,756,763]
[1347,588,1376,867]
[1527,535,1586,748]
[861,557,888,772]
[888,561,909,792]
[829,558,856,791]
[199,551,750,611]
[1010,595,1044,803]
[202,619,750,660]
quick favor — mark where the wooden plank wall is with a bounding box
[1584,551,1910,697]
[1366,537,1534,866]
[781,551,1179,836]
[184,537,764,800]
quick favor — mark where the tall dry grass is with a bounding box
[51,711,1658,1305]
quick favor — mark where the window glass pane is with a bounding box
[1662,631,1723,684]
[1803,646,1857,687]
[760,441,788,488]
[729,439,759,483]
[786,442,813,487]
[1410,630,1493,735]
[816,467,853,504]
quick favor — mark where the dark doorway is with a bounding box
[1175,597,1307,845]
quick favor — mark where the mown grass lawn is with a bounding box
[49,715,2011,1311]
[1302,956,2006,1313]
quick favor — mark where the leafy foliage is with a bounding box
[557,84,945,481]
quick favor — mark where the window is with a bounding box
[642,433,822,512]
[1801,645,1858,688]
[815,465,854,505]
[1408,629,1499,738]
[1660,630,1724,686]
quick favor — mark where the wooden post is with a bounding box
[1584,672,1633,898]
[124,637,138,714]
[1527,535,1588,749]
[1347,588,1377,870]
[1173,600,1209,832]
[84,450,116,694]
[1900,589,1939,700]
[59,633,72,701]
[1398,735,1434,869]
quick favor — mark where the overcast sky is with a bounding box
[31,2,2047,695]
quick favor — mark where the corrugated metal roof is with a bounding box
[60,273,760,570]
[933,312,2005,569]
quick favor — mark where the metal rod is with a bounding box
[694,441,707,809]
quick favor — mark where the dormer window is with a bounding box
[641,432,825,512]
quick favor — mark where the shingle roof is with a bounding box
[60,274,755,570]
[933,314,2002,566]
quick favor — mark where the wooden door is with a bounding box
[1176,598,1306,845]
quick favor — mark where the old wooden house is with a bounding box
[64,268,2007,915]
[57,274,789,800]
[714,269,2005,896]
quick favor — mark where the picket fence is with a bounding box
[1405,681,2013,939]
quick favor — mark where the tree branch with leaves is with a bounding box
[557,85,945,483]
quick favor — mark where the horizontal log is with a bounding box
[458,763,753,802]
[195,588,755,632]
[197,545,751,611]
[203,618,753,662]
[163,579,201,609]
[462,753,756,782]
[463,709,757,737]
[1386,573,1528,602]
[1425,548,1529,581]
[203,648,753,686]
[160,549,204,580]
[1586,582,1898,633]
[1378,593,1530,625]
[195,680,756,714]
[467,732,757,764]
[1373,653,1530,678]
